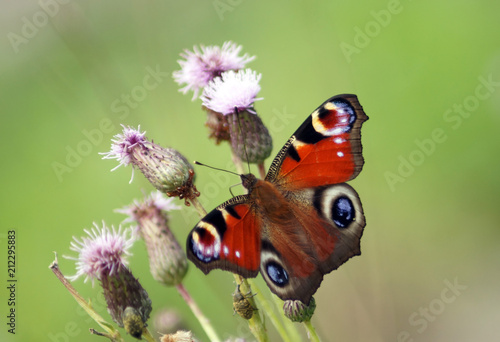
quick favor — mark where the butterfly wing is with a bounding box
[266,94,368,190]
[259,183,365,303]
[187,195,262,278]
[257,94,368,303]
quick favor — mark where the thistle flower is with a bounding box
[201,69,262,116]
[117,191,188,286]
[101,125,199,202]
[100,125,147,183]
[65,222,135,284]
[173,41,255,100]
[201,70,272,163]
[283,297,316,322]
[65,223,152,338]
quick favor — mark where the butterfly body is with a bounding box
[188,94,368,304]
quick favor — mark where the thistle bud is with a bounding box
[201,69,272,163]
[101,125,200,203]
[65,223,152,338]
[100,263,152,334]
[283,297,316,322]
[227,109,272,164]
[117,191,188,286]
[204,108,230,144]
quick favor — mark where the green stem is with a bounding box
[141,328,156,342]
[234,276,269,342]
[303,320,321,342]
[247,279,294,342]
[176,283,221,342]
[49,254,124,342]
[265,292,302,342]
[188,195,207,216]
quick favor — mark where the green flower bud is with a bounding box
[283,297,316,322]
[101,125,199,203]
[117,191,188,286]
[227,109,273,164]
[100,266,152,332]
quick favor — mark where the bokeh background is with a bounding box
[1,1,499,341]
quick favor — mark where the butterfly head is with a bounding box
[240,173,258,191]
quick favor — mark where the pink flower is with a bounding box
[116,191,187,286]
[173,41,255,100]
[64,222,136,284]
[116,190,181,226]
[100,125,147,182]
[201,69,263,115]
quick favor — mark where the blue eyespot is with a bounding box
[332,196,355,228]
[266,261,289,287]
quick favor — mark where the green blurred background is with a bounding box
[1,1,499,341]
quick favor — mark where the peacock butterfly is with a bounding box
[187,94,368,304]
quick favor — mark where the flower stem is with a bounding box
[247,279,294,342]
[234,276,269,342]
[257,162,266,179]
[232,153,246,174]
[176,283,221,342]
[188,195,207,216]
[271,295,302,342]
[141,328,156,342]
[303,319,322,342]
[49,254,124,342]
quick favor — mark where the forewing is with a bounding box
[266,94,368,190]
[187,195,261,278]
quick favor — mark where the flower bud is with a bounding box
[117,191,188,286]
[132,141,195,196]
[200,69,272,163]
[283,297,316,322]
[65,223,152,337]
[227,109,273,164]
[100,266,152,333]
[204,107,230,144]
[101,125,200,203]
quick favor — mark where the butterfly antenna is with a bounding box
[194,161,240,177]
[195,161,242,198]
[234,107,252,174]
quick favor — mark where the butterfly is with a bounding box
[187,94,368,304]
